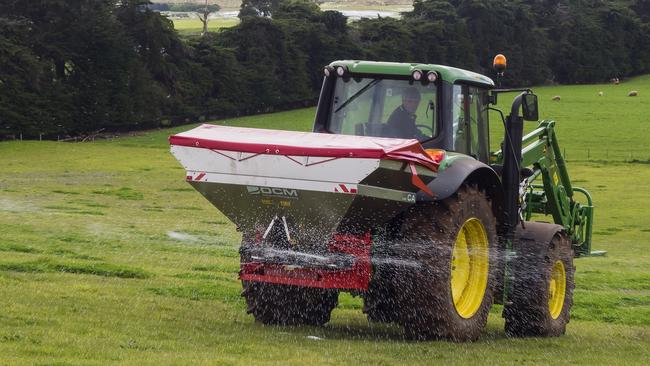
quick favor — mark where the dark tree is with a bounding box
[4,0,650,138]
[239,0,280,18]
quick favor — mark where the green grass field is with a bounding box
[1,76,649,364]
[172,18,240,36]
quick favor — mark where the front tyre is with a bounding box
[504,232,575,337]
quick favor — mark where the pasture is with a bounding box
[0,77,649,364]
[172,18,240,36]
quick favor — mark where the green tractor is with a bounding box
[170,55,599,341]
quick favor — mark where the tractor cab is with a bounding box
[313,61,495,163]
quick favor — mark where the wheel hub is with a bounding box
[450,218,489,319]
[548,260,566,319]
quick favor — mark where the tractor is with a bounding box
[169,56,598,341]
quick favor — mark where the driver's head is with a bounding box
[402,87,421,114]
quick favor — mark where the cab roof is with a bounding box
[329,60,495,88]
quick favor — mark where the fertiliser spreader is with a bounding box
[170,125,439,287]
[170,56,600,341]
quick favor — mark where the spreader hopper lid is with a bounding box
[169,124,439,171]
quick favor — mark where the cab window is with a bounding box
[452,84,490,162]
[328,77,438,141]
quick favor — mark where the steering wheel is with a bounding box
[415,124,434,136]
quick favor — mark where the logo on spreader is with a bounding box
[247,186,299,198]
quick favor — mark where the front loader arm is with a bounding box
[495,120,595,256]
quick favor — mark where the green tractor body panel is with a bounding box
[437,152,470,172]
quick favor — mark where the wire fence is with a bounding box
[562,148,650,163]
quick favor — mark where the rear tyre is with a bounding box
[241,281,338,326]
[394,186,499,341]
[504,232,575,337]
[239,234,338,326]
[363,266,399,323]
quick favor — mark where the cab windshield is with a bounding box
[327,77,438,141]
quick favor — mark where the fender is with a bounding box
[416,157,503,201]
[514,221,565,249]
[416,157,505,225]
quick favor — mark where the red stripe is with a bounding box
[339,184,349,193]
[284,155,305,166]
[171,135,387,158]
[305,157,338,167]
[409,162,434,197]
[194,172,206,181]
[170,125,441,171]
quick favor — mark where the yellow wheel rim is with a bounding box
[548,260,566,319]
[450,218,489,319]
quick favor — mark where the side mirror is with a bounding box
[488,92,497,105]
[522,93,539,121]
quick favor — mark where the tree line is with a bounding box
[2,0,650,139]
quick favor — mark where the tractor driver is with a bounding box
[385,87,426,140]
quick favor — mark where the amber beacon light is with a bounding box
[493,54,507,74]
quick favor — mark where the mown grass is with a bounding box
[0,258,149,279]
[172,18,240,36]
[0,76,649,364]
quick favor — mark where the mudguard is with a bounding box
[416,157,504,203]
[514,221,564,248]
